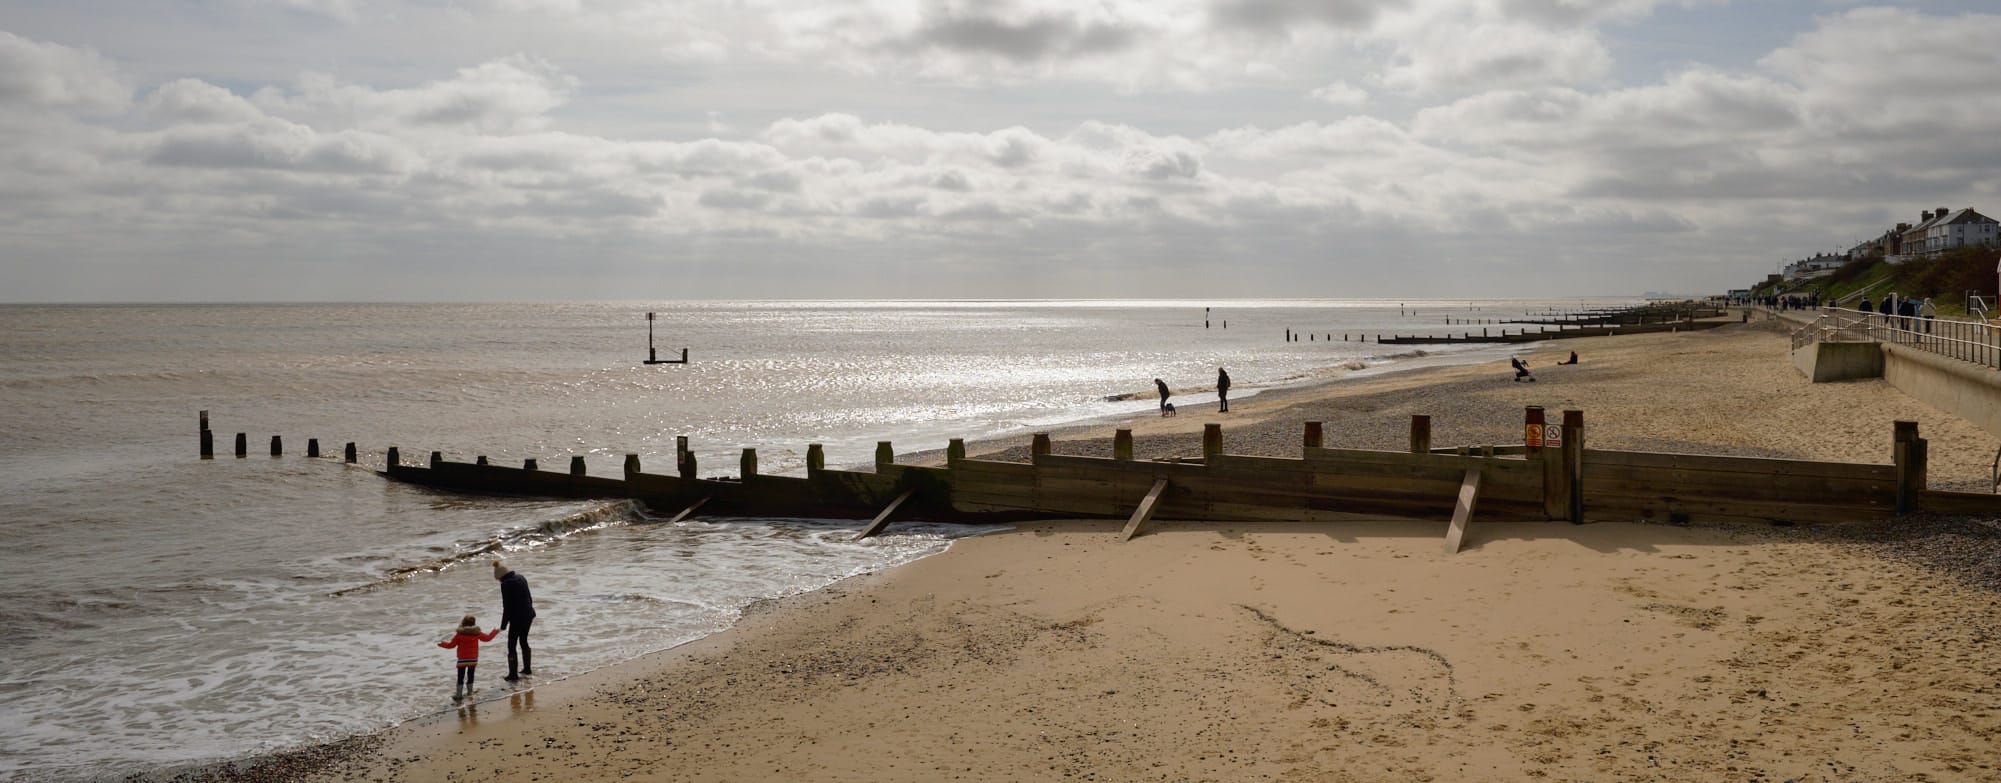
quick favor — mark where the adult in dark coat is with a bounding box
[1154,378,1172,416]
[493,560,536,681]
[1216,367,1231,413]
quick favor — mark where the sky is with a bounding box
[2,1,1999,302]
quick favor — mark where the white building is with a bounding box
[1922,208,2000,254]
[1784,252,1845,280]
[1889,206,1999,263]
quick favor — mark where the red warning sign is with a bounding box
[1543,425,1564,448]
[1525,423,1544,447]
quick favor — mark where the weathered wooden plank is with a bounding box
[1582,470,1895,505]
[853,490,916,541]
[1444,469,1481,554]
[1304,447,1538,471]
[1120,480,1171,541]
[1583,495,1889,523]
[1291,454,1544,483]
[1583,449,1893,481]
[1916,490,2001,516]
[665,496,710,524]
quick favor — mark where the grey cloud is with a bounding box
[146,122,415,173]
[1135,149,1201,180]
[499,188,663,219]
[931,170,972,191]
[896,11,1139,63]
[1209,0,1394,35]
[145,79,264,123]
[0,31,131,113]
[746,169,802,192]
[938,201,1014,221]
[857,195,924,218]
[698,188,771,210]
[987,131,1040,168]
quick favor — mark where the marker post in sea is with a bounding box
[643,312,688,365]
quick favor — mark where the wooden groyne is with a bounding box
[1374,303,1732,345]
[204,410,2001,545]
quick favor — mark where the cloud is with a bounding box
[0,31,131,113]
[1376,19,1612,93]
[145,79,266,124]
[1307,80,1368,106]
[146,118,419,174]
[1208,0,1391,35]
[251,55,578,133]
[896,9,1139,62]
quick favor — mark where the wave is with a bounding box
[332,501,645,597]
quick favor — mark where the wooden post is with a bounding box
[1303,421,1322,449]
[1120,479,1171,541]
[1561,410,1584,523]
[476,456,488,465]
[1202,423,1222,460]
[1524,406,1545,457]
[199,410,208,434]
[623,453,640,479]
[1444,469,1482,554]
[200,429,213,459]
[570,456,586,476]
[679,452,695,479]
[431,451,443,468]
[807,443,825,473]
[270,436,282,456]
[307,438,320,458]
[740,448,757,478]
[947,438,965,465]
[1112,430,1133,461]
[344,442,357,463]
[854,490,916,541]
[524,458,538,471]
[676,435,689,473]
[386,446,400,469]
[876,441,894,466]
[1031,433,1051,457]
[666,497,710,524]
[1894,420,1919,513]
[1410,415,1431,454]
[235,432,247,458]
[1912,438,1929,504]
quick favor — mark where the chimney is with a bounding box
[1922,210,1934,222]
[1938,206,1950,217]
[1896,222,1910,232]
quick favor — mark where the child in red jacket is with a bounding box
[438,614,502,702]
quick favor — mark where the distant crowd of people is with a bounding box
[1858,293,1937,334]
[1766,292,1820,311]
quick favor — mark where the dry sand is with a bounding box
[292,320,2001,783]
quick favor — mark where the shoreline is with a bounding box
[162,321,2001,782]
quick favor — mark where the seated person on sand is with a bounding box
[1558,351,1578,365]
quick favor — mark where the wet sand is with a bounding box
[292,320,2001,783]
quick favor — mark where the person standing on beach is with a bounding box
[437,614,500,702]
[493,560,535,681]
[1154,378,1172,416]
[1216,368,1231,413]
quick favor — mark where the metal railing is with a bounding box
[1795,307,2001,369]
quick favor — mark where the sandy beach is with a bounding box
[274,320,2001,783]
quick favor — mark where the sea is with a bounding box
[0,299,1631,780]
